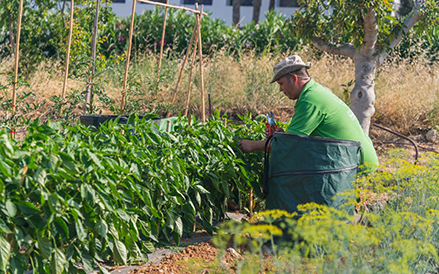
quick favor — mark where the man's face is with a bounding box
[276,74,300,100]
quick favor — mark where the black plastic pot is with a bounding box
[80,115,160,129]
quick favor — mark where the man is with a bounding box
[239,55,379,173]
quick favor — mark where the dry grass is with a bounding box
[1,50,438,136]
[374,57,439,134]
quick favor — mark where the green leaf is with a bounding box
[10,254,24,274]
[109,223,119,240]
[59,152,79,173]
[55,217,69,238]
[97,192,115,211]
[239,165,248,178]
[99,265,110,274]
[0,180,4,199]
[195,192,201,207]
[142,241,155,253]
[0,134,14,158]
[88,150,104,169]
[175,217,183,238]
[66,245,74,261]
[116,209,130,222]
[194,185,210,194]
[33,168,47,186]
[49,194,61,213]
[0,219,12,234]
[171,159,181,174]
[5,200,16,218]
[0,160,12,177]
[37,234,52,260]
[57,167,76,181]
[0,235,11,271]
[80,249,94,272]
[81,184,96,205]
[130,163,141,180]
[16,201,42,216]
[182,201,196,216]
[95,219,108,238]
[75,221,86,242]
[48,154,59,170]
[112,240,127,265]
[51,248,67,274]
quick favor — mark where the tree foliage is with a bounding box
[289,0,439,133]
[292,0,439,57]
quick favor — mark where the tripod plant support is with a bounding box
[168,8,202,113]
[60,0,74,117]
[120,0,207,115]
[120,0,137,113]
[197,4,206,122]
[153,0,169,108]
[184,4,203,117]
[10,0,24,139]
[85,0,101,113]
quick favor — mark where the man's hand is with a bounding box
[266,127,284,135]
[238,140,267,153]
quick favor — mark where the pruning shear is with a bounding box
[265,111,278,138]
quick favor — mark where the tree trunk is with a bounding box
[269,0,275,10]
[309,3,421,136]
[232,0,241,26]
[350,54,378,135]
[61,0,67,17]
[253,0,262,23]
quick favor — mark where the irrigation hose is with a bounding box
[372,123,418,165]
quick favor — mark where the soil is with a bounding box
[130,242,223,274]
[128,237,253,274]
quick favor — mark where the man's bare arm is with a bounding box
[238,140,268,153]
[238,128,285,153]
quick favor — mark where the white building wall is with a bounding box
[110,0,299,25]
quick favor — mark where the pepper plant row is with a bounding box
[0,112,265,273]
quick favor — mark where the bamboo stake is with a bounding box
[59,0,74,117]
[136,0,207,15]
[153,0,169,109]
[197,5,206,122]
[120,0,137,113]
[85,0,100,113]
[10,0,24,139]
[183,6,201,118]
[11,0,24,116]
[167,8,201,116]
[249,189,253,217]
[208,93,212,118]
[183,41,198,117]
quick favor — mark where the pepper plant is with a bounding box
[0,112,267,273]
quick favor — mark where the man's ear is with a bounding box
[290,74,298,84]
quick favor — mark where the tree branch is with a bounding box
[361,8,378,56]
[378,5,423,66]
[313,37,356,58]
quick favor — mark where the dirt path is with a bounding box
[87,212,247,274]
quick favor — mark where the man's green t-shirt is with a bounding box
[286,79,379,172]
